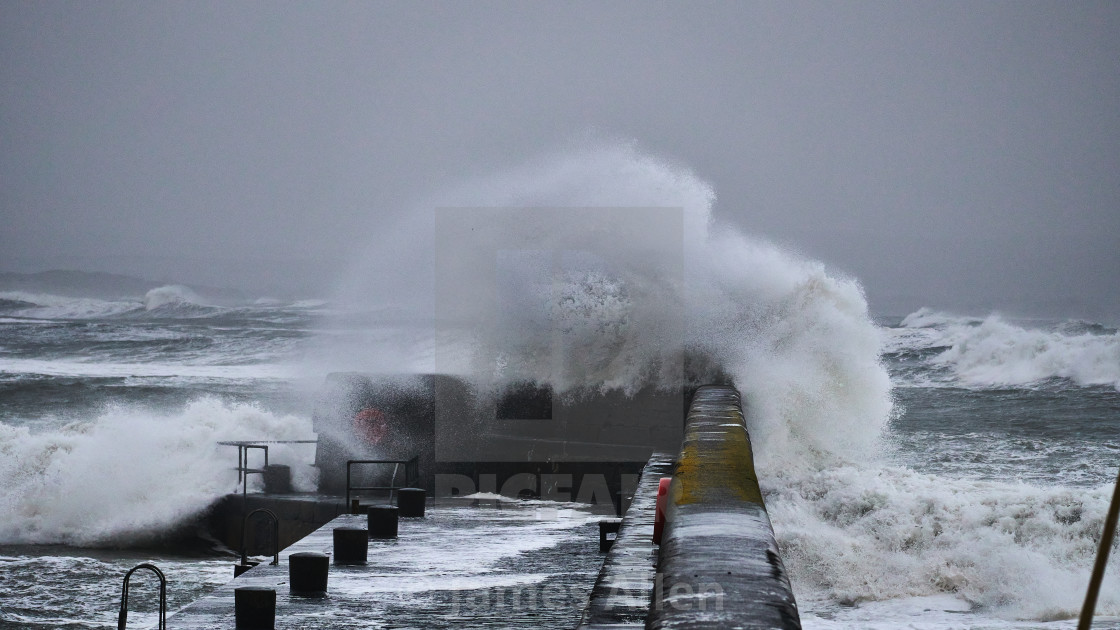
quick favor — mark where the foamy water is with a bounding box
[1,145,1117,628]
[323,146,1118,624]
[888,308,1120,390]
[0,398,317,546]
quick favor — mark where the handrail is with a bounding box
[218,440,317,496]
[240,508,281,567]
[1078,465,1120,630]
[118,563,166,630]
[345,456,420,508]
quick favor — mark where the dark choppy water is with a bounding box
[1,282,1118,628]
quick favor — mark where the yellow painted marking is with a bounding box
[673,404,763,506]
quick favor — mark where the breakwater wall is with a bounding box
[646,384,801,629]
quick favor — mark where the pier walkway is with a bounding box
[163,384,800,628]
[173,498,604,628]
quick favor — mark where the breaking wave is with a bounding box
[770,464,1120,621]
[327,143,1116,622]
[333,143,894,468]
[888,308,1120,390]
[6,144,1113,623]
[142,284,207,311]
[0,291,141,319]
[0,288,325,323]
[0,398,316,546]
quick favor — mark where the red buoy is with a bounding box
[653,477,671,545]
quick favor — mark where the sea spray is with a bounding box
[4,143,1113,625]
[327,144,1120,622]
[0,398,315,546]
[328,143,894,468]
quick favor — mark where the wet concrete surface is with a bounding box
[577,453,673,629]
[172,497,609,628]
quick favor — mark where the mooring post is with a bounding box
[234,586,276,629]
[333,526,369,564]
[368,505,399,539]
[397,487,426,517]
[289,551,329,595]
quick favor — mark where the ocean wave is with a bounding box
[767,463,1120,621]
[888,309,1120,390]
[142,284,207,310]
[0,357,299,380]
[0,290,325,332]
[0,398,316,546]
[331,143,893,469]
[0,291,142,319]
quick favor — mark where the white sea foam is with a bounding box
[332,143,893,468]
[894,308,1120,390]
[0,357,299,380]
[0,398,316,545]
[345,145,1112,624]
[769,463,1120,622]
[0,291,141,319]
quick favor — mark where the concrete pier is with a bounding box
[205,493,347,552]
[577,452,674,628]
[178,384,799,628]
[172,498,604,628]
[646,385,801,629]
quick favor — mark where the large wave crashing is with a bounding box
[0,398,315,546]
[331,143,893,470]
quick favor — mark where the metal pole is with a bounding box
[1079,466,1120,630]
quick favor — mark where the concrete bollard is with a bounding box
[397,488,426,517]
[262,465,291,494]
[234,586,276,629]
[289,551,329,595]
[333,527,368,564]
[367,505,399,539]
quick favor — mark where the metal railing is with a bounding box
[117,563,166,630]
[345,456,420,508]
[218,440,317,496]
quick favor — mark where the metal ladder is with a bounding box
[117,563,166,630]
[240,507,281,567]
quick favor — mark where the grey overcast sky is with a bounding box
[1,1,1117,317]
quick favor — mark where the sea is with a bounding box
[1,147,1117,629]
